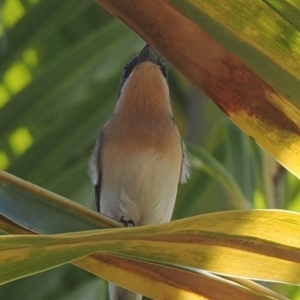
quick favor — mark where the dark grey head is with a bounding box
[119,45,167,91]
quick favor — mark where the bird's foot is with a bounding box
[120,216,135,227]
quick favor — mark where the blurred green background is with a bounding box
[0,0,299,299]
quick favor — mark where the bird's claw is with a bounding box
[120,216,135,227]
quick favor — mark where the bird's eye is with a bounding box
[122,57,138,80]
[157,56,168,79]
[119,56,138,90]
[159,64,168,79]
[122,67,128,79]
[122,66,131,80]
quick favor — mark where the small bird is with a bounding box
[90,44,190,300]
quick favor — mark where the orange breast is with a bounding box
[105,61,181,157]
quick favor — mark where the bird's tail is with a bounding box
[109,282,142,300]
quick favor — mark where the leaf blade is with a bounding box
[0,171,121,233]
[1,210,300,285]
[95,0,300,179]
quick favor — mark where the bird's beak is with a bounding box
[137,44,157,64]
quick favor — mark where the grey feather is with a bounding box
[89,130,105,212]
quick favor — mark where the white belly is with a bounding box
[100,149,181,226]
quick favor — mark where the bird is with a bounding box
[89,44,190,300]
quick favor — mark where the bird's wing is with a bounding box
[180,141,191,184]
[89,130,105,212]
